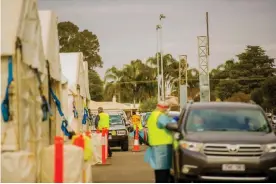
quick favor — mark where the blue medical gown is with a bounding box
[144,114,177,170]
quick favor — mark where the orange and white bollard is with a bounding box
[132,126,140,152]
[105,128,108,159]
[54,136,64,183]
[101,129,106,164]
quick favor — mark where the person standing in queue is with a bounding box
[95,107,112,157]
[144,101,176,183]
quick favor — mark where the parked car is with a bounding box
[107,112,129,151]
[167,102,276,182]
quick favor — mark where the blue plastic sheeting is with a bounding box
[144,145,173,170]
[1,57,13,122]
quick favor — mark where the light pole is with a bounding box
[159,14,166,101]
[179,55,188,105]
[156,25,161,102]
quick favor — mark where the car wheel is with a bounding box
[121,140,129,151]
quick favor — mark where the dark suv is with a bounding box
[167,102,276,182]
[92,112,129,151]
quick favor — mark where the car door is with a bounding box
[171,108,186,178]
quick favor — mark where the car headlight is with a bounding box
[117,130,126,135]
[264,143,276,153]
[179,141,203,152]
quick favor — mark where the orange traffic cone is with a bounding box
[132,126,140,152]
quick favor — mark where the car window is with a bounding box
[109,114,124,125]
[185,108,271,133]
[178,108,186,126]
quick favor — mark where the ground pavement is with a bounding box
[92,138,154,183]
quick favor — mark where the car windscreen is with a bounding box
[109,114,124,125]
[185,108,271,133]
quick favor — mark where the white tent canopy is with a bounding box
[38,10,61,81]
[1,0,46,74]
[60,52,86,98]
[83,61,91,100]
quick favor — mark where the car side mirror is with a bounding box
[166,123,179,132]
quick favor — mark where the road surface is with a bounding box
[92,139,154,183]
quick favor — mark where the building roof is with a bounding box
[89,101,134,110]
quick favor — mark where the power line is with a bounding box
[105,77,269,84]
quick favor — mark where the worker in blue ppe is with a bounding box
[144,101,176,183]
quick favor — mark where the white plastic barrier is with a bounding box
[40,144,83,182]
[1,151,36,183]
[91,132,102,164]
[83,162,92,183]
[104,131,108,159]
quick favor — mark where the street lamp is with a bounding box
[156,24,161,102]
[159,14,166,101]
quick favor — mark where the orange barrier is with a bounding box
[54,136,64,183]
[73,135,85,149]
[132,126,140,152]
[85,131,91,138]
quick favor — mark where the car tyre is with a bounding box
[121,140,129,151]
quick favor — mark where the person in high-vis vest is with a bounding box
[131,111,143,129]
[144,101,176,183]
[95,107,112,157]
[131,111,144,144]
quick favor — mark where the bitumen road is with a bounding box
[92,138,154,183]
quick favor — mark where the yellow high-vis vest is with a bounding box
[98,112,110,130]
[132,114,143,130]
[147,110,173,146]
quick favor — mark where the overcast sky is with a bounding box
[38,0,276,78]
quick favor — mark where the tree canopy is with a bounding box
[57,22,275,112]
[58,21,104,100]
[103,45,275,112]
[58,21,103,69]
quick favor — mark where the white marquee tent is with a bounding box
[1,0,50,182]
[60,53,88,133]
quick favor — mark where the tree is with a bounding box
[58,21,104,101]
[104,60,157,103]
[251,88,264,105]
[139,97,157,112]
[58,21,103,69]
[215,80,240,101]
[226,92,251,102]
[88,70,104,101]
[120,60,157,103]
[193,92,216,102]
[262,76,276,112]
[235,46,275,93]
[104,66,123,102]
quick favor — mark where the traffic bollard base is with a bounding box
[95,159,112,166]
